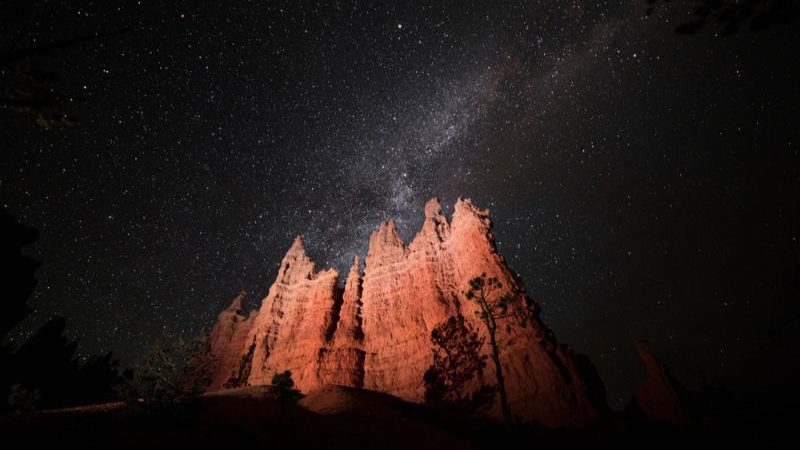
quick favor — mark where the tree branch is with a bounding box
[0,27,130,67]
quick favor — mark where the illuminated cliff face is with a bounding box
[209,197,603,427]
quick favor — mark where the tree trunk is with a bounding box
[485,315,512,428]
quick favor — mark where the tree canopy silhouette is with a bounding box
[119,329,214,409]
[0,24,129,130]
[646,0,800,36]
[465,273,531,427]
[423,315,493,413]
[0,210,40,342]
[272,370,301,419]
[1,210,120,412]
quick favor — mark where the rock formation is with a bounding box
[208,197,604,427]
[630,340,688,428]
[318,256,366,387]
[208,291,257,390]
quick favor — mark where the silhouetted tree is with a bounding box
[0,210,40,342]
[6,383,39,414]
[75,352,121,405]
[121,329,213,409]
[0,6,129,130]
[0,65,74,130]
[0,211,39,409]
[645,0,800,35]
[8,316,78,409]
[423,315,492,412]
[1,211,120,411]
[3,316,120,411]
[271,370,300,419]
[465,273,531,427]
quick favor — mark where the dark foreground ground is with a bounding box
[0,385,797,449]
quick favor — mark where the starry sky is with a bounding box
[2,1,799,409]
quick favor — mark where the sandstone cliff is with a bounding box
[209,198,604,427]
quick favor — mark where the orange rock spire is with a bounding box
[208,198,603,427]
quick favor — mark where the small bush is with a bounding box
[7,383,40,414]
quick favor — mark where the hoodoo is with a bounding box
[209,198,604,427]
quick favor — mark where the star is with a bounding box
[1,0,798,413]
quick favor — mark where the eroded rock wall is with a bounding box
[208,198,603,427]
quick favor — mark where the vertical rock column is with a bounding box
[208,291,257,390]
[318,256,366,386]
[244,236,341,392]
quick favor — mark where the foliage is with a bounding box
[121,329,214,408]
[271,370,301,404]
[645,0,800,36]
[75,353,122,405]
[2,315,120,411]
[465,273,530,427]
[0,66,75,130]
[424,316,492,412]
[0,210,40,342]
[7,383,40,414]
[465,274,531,332]
[271,370,301,420]
[0,211,120,412]
[0,26,129,130]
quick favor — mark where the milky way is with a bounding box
[301,9,626,275]
[2,0,799,408]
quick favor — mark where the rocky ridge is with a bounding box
[208,197,604,427]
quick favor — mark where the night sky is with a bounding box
[2,1,799,409]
